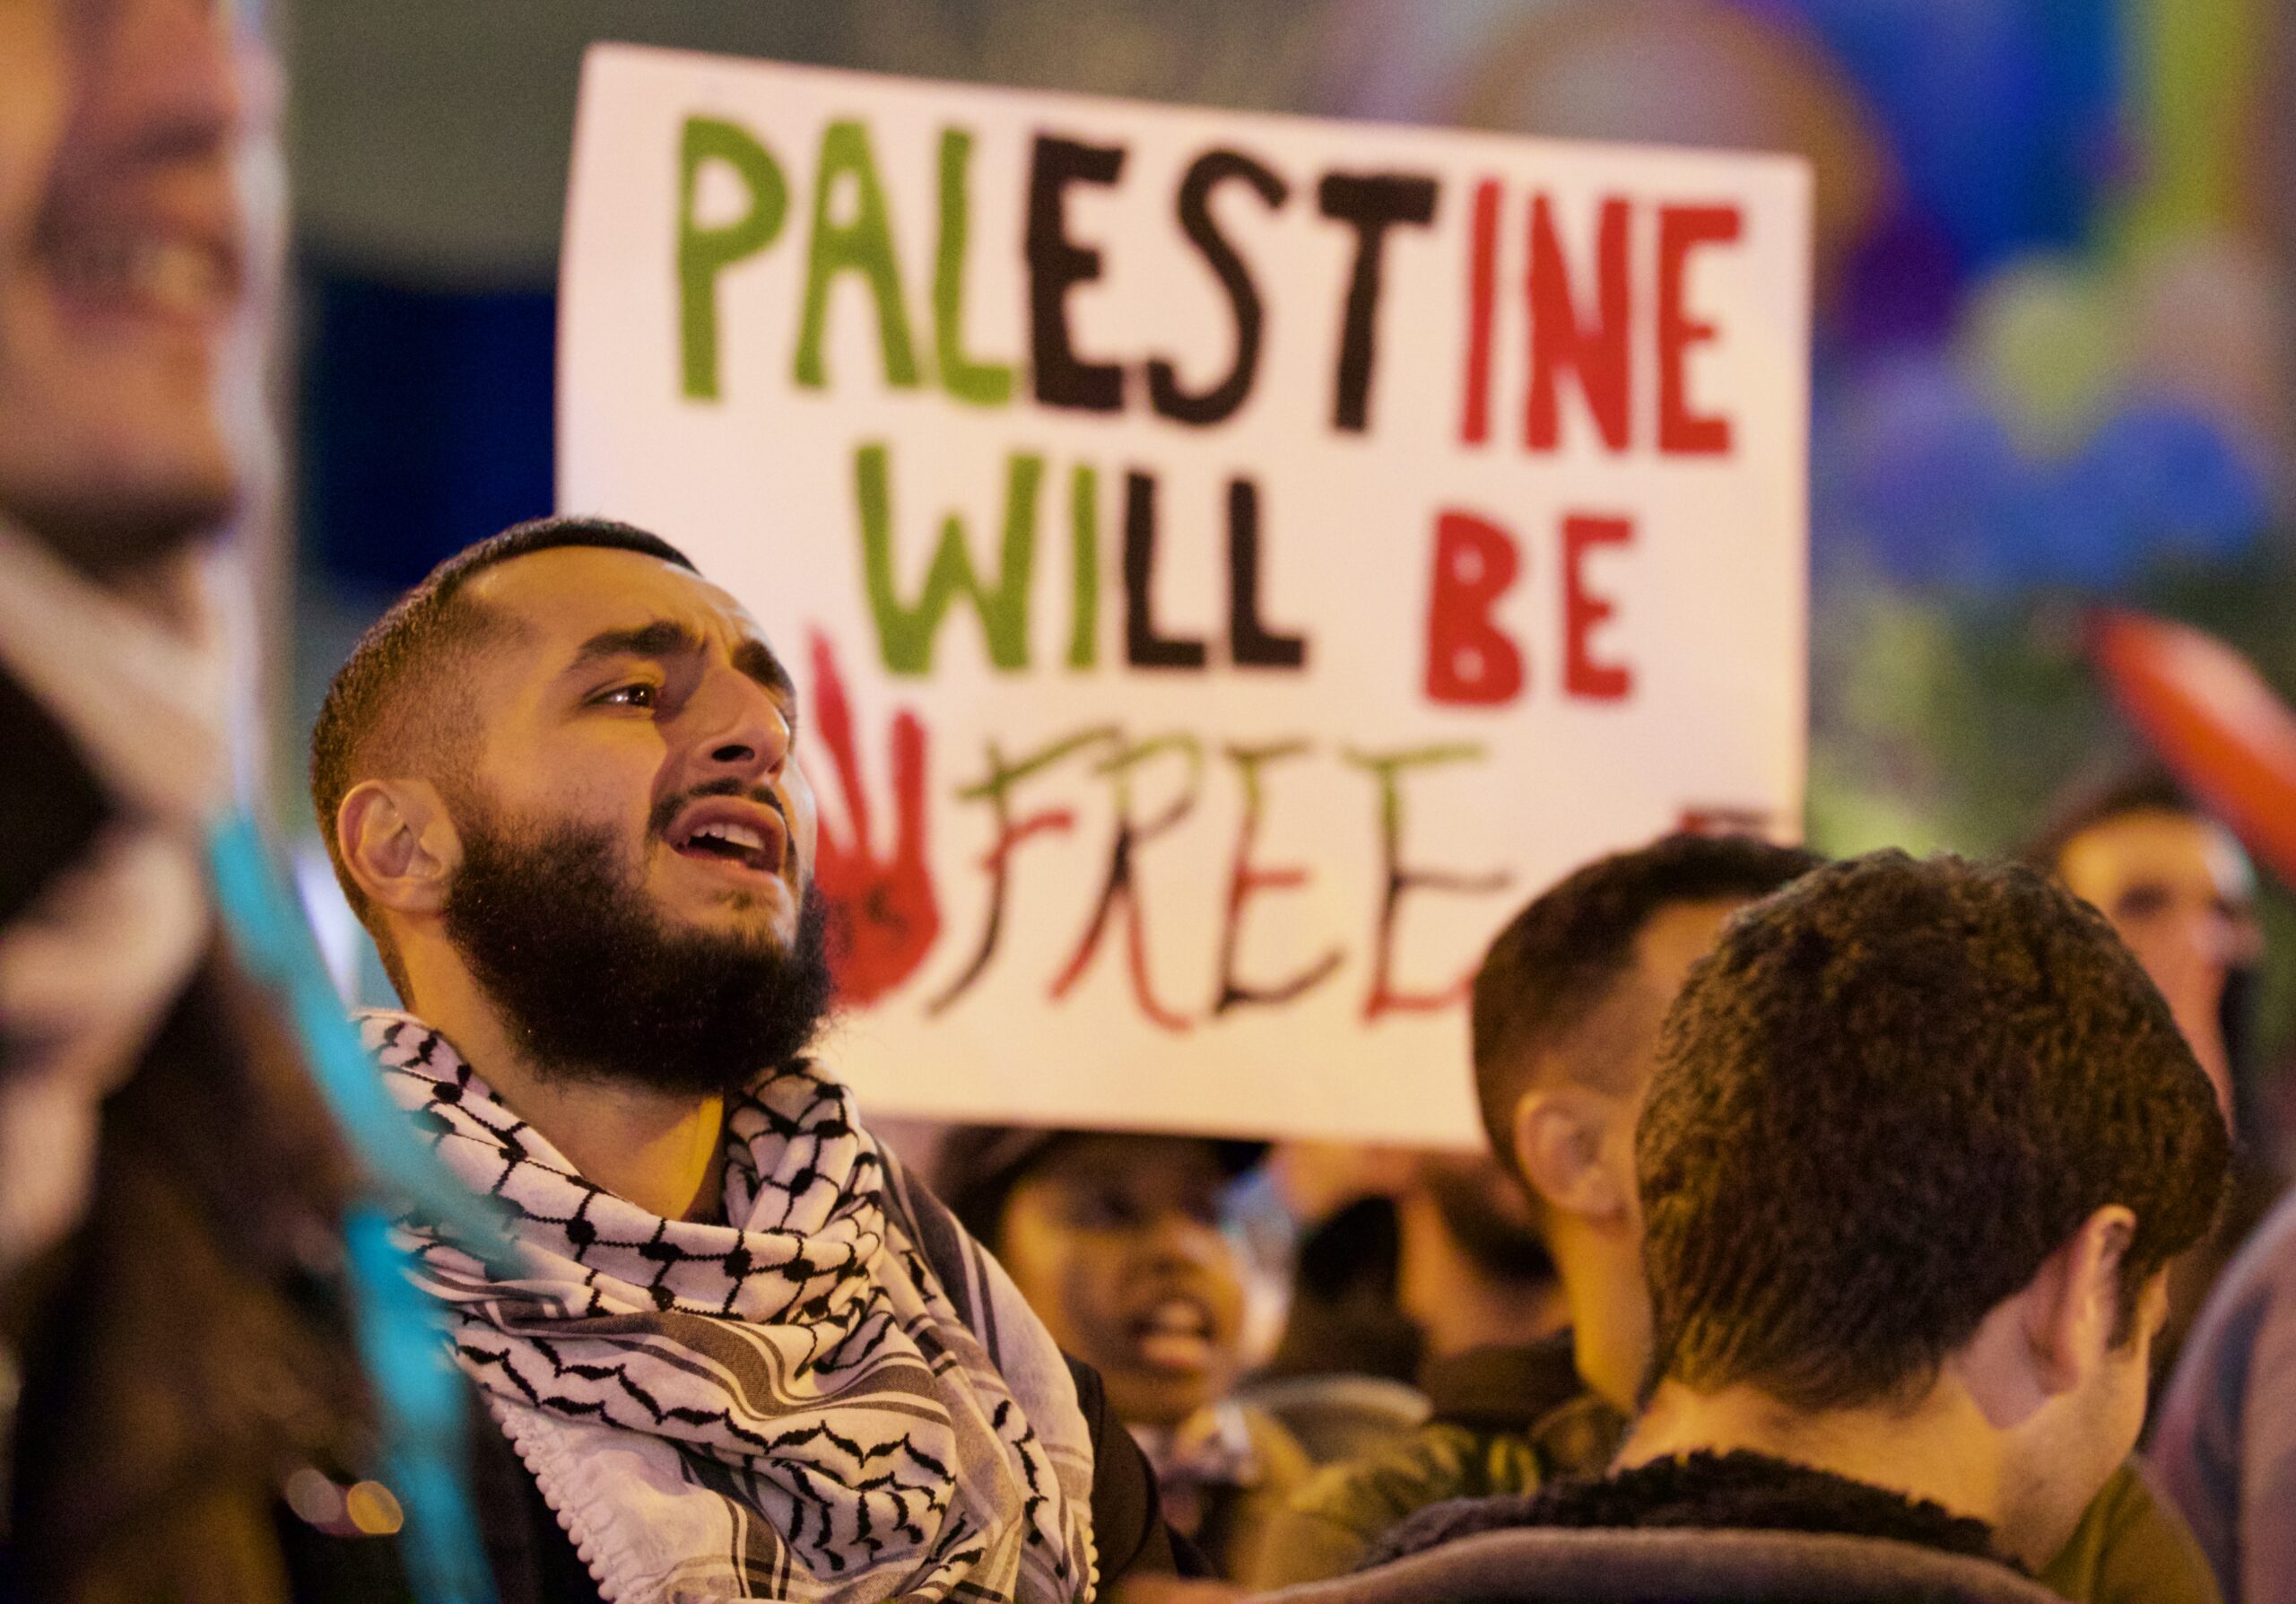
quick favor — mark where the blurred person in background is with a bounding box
[1245,1145,1564,1468]
[2025,765,2282,1372]
[2024,766,2265,1140]
[2152,1186,2296,1604]
[1252,1147,1421,1399]
[1340,854,2230,1604]
[935,1127,1311,1581]
[1248,833,1818,1589]
[0,3,408,1600]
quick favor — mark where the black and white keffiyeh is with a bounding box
[361,1012,1096,1604]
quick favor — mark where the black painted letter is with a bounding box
[1318,171,1440,432]
[1027,135,1127,412]
[1227,479,1305,667]
[1149,149,1287,426]
[1124,471,1208,669]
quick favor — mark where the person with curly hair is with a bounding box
[1319,852,2230,1604]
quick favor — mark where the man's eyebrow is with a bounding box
[564,619,796,704]
[732,638,797,706]
[565,620,705,672]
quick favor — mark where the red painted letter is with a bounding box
[1459,178,1500,445]
[1526,194,1631,452]
[1657,204,1741,455]
[1425,510,1524,706]
[1562,513,1632,701]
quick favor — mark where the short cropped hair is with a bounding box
[1471,833,1822,1179]
[309,516,696,983]
[1640,850,2229,1413]
[2022,763,2200,874]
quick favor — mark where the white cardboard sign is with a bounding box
[560,44,1811,1145]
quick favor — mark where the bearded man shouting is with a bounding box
[311,517,1181,1604]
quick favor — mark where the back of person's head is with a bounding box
[1640,850,2229,1413]
[1472,833,1822,1179]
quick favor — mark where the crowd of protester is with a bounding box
[10,6,2296,1604]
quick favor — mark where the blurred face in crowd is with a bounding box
[2057,808,2258,1122]
[1417,1149,1552,1282]
[0,0,256,570]
[994,1136,1252,1430]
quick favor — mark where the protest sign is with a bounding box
[560,44,1811,1144]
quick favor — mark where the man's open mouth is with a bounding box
[1130,1295,1220,1373]
[667,800,788,877]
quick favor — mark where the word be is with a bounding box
[1424,510,1636,706]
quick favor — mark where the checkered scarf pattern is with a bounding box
[362,1012,1096,1604]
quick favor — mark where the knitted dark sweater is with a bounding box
[1256,1450,2068,1604]
[1370,1450,2005,1569]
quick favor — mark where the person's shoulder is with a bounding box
[1281,1520,2070,1604]
[1238,1400,1317,1490]
[2158,1183,2296,1438]
[2040,1459,2222,1604]
[1292,1419,1541,1532]
[1244,1423,1537,1589]
[2213,1182,2296,1298]
[1526,1390,1630,1480]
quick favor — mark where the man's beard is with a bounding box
[441,798,834,1098]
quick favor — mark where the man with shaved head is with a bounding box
[310,517,1185,1604]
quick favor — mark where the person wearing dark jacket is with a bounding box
[0,4,409,1600]
[309,518,1187,1604]
[1252,834,2219,1603]
[1300,853,2230,1604]
[1249,833,1817,1589]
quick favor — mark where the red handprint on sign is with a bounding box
[805,632,940,1007]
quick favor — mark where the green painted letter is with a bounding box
[935,126,1014,406]
[796,120,922,390]
[1067,463,1099,668]
[857,442,1040,674]
[677,117,787,401]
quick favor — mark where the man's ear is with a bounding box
[1961,1203,2139,1426]
[2022,1204,2138,1397]
[1512,1079,1630,1225]
[337,779,461,918]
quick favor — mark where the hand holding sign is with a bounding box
[806,632,940,1005]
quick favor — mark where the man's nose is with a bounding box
[2171,903,2247,972]
[689,667,793,779]
[1144,1208,1228,1268]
